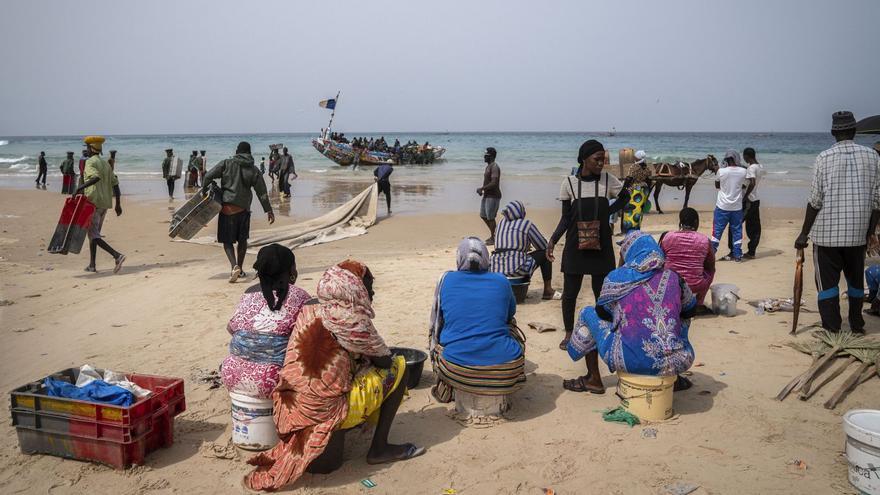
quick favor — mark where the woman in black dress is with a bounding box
[547,140,631,392]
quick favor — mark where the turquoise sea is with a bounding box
[2,132,877,216]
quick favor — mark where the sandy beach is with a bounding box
[0,186,876,495]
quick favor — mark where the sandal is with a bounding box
[113,254,126,274]
[562,375,605,394]
[229,265,241,283]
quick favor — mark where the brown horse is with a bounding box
[650,155,718,214]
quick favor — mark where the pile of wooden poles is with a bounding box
[776,330,880,409]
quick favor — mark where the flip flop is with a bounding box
[230,266,241,283]
[366,443,426,465]
[113,254,126,274]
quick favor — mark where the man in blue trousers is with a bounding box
[711,150,749,262]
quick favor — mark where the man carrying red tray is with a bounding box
[76,135,126,274]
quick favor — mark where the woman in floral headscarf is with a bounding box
[563,230,697,394]
[244,260,424,492]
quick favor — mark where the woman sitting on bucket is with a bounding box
[564,230,697,394]
[244,260,424,491]
[490,200,555,299]
[429,237,526,404]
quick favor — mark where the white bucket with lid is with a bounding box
[230,392,278,451]
[843,409,880,495]
[710,284,740,317]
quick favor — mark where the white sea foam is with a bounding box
[0,140,8,146]
[0,156,26,163]
[309,169,328,173]
[8,163,30,170]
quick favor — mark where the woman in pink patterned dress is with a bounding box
[221,244,311,398]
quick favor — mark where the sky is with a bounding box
[0,0,878,135]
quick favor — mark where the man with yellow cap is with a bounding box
[76,136,126,274]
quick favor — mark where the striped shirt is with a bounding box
[490,201,548,277]
[809,141,880,247]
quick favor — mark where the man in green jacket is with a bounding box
[161,148,177,199]
[202,141,275,282]
[76,136,125,274]
[60,151,76,194]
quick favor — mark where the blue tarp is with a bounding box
[44,378,135,406]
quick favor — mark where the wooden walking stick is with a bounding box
[790,248,804,335]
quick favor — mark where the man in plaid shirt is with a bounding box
[795,111,880,334]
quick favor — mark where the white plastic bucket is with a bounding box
[230,392,278,451]
[843,409,880,495]
[710,284,740,317]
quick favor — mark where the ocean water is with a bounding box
[1,132,877,215]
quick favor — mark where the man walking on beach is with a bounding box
[202,141,274,283]
[278,147,295,198]
[374,161,393,215]
[161,148,177,199]
[795,111,880,334]
[36,151,48,188]
[711,150,749,261]
[76,135,125,274]
[477,147,501,245]
[60,151,76,194]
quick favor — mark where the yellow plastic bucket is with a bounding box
[616,372,675,421]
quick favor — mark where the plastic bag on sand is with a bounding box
[602,406,640,427]
[76,364,152,398]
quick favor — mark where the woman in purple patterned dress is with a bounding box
[564,230,697,394]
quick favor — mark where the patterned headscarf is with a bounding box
[597,231,666,307]
[456,237,490,272]
[317,260,390,357]
[501,200,526,221]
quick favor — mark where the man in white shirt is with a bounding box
[711,150,748,261]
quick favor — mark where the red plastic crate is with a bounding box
[9,367,186,468]
[14,404,177,469]
[10,368,185,428]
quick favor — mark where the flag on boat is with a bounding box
[318,98,336,110]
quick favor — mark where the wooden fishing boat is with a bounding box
[312,137,446,167]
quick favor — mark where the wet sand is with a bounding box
[0,188,875,494]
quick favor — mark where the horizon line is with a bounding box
[0,129,833,139]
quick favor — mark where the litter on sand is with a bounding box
[602,407,640,427]
[361,478,377,488]
[527,322,557,333]
[786,459,808,470]
[641,427,658,439]
[664,482,700,495]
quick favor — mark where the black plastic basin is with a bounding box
[390,347,428,389]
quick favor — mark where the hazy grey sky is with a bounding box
[1,0,878,135]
